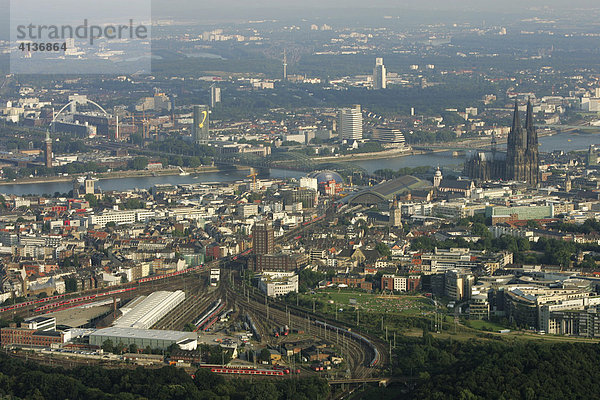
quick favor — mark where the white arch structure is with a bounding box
[50,99,110,131]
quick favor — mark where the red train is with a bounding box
[0,265,202,314]
[233,249,253,261]
[138,265,201,283]
[34,287,138,312]
[302,215,324,226]
[209,367,284,376]
[194,301,225,332]
[192,364,287,377]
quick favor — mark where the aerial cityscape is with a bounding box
[1,1,600,399]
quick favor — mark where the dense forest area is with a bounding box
[356,336,600,400]
[0,354,329,400]
[403,337,600,399]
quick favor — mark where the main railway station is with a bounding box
[0,262,385,383]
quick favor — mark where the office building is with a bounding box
[210,86,221,108]
[193,105,210,144]
[445,269,474,301]
[253,221,275,255]
[338,105,363,140]
[381,274,421,292]
[259,271,298,297]
[1,328,64,348]
[372,126,406,145]
[469,294,490,320]
[24,316,56,332]
[373,57,386,90]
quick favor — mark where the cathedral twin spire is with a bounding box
[464,99,540,186]
[507,99,539,186]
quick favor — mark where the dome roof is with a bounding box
[308,170,344,185]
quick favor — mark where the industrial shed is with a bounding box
[89,327,197,351]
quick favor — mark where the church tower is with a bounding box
[506,101,527,182]
[524,99,539,186]
[433,166,443,188]
[390,198,402,227]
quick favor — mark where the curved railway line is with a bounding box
[236,282,389,371]
[225,282,381,379]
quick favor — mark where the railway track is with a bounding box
[152,282,219,331]
[2,270,208,319]
[232,281,390,373]
[225,283,374,379]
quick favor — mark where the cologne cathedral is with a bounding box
[464,100,539,186]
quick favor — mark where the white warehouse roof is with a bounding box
[90,327,196,343]
[113,290,185,330]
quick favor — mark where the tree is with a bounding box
[193,368,225,391]
[247,381,279,400]
[116,341,126,354]
[84,193,98,207]
[472,223,491,239]
[128,344,138,354]
[375,242,392,257]
[183,323,196,332]
[102,339,114,354]
[2,168,16,180]
[64,277,77,293]
[259,348,271,363]
[129,157,148,170]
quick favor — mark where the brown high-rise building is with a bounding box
[44,130,52,168]
[252,220,274,255]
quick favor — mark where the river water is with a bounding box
[1,132,598,196]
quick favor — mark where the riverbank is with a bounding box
[313,147,423,162]
[0,165,250,187]
[312,131,559,163]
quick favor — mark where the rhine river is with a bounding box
[1,131,598,196]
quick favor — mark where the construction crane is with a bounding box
[247,169,258,187]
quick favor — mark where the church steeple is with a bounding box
[525,99,534,133]
[509,100,524,147]
[524,98,539,186]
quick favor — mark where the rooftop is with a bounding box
[90,327,196,342]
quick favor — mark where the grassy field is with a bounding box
[300,290,435,317]
[464,319,509,332]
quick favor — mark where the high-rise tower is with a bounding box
[253,221,274,255]
[192,105,210,144]
[44,130,52,168]
[373,57,386,90]
[283,50,287,81]
[338,105,363,140]
[210,86,221,108]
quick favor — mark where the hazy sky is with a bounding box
[2,0,600,40]
[152,0,600,13]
